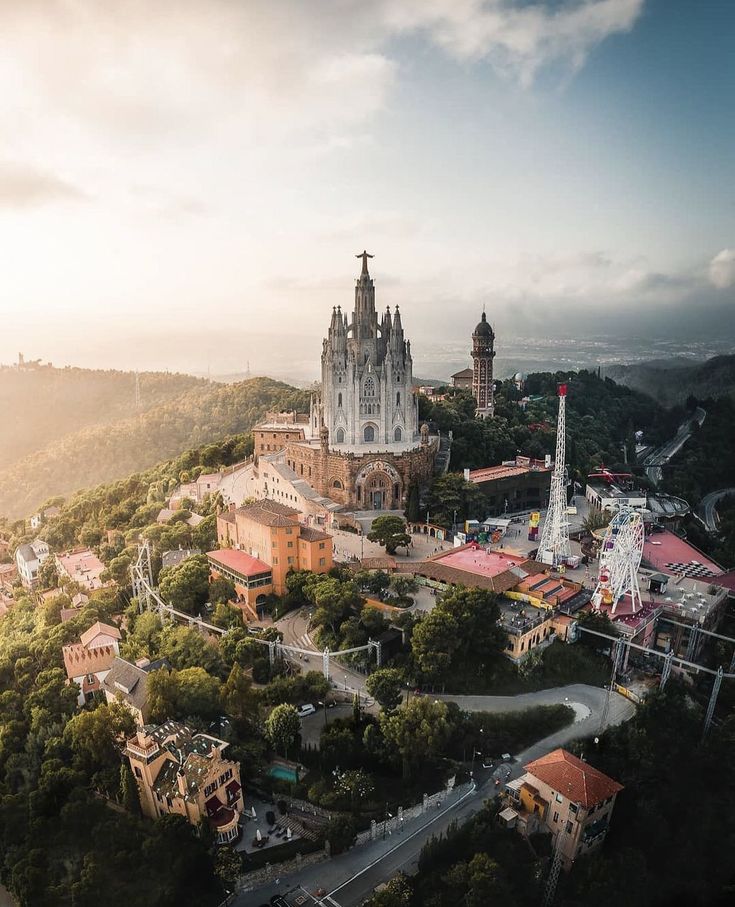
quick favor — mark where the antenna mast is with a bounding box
[538,383,571,567]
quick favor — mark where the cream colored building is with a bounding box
[125,720,243,844]
[502,748,623,867]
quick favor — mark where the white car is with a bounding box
[297,703,316,718]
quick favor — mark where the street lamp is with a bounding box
[383,803,393,840]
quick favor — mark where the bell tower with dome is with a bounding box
[472,310,495,418]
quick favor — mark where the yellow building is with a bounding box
[502,749,623,868]
[216,499,333,595]
[125,720,243,845]
[497,598,555,662]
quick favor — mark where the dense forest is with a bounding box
[421,369,676,482]
[0,377,310,519]
[415,370,678,528]
[0,365,205,469]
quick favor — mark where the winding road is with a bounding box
[643,406,706,486]
[697,488,735,533]
[240,607,635,907]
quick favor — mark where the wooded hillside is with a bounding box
[0,377,310,519]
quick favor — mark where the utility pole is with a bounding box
[542,831,566,907]
[703,666,723,739]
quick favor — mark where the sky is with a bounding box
[0,0,733,379]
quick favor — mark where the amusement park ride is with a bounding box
[591,507,645,614]
[537,384,571,568]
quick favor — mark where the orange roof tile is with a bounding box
[525,749,623,808]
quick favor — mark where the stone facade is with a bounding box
[284,428,436,510]
[321,252,419,448]
[252,254,438,511]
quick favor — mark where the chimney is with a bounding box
[136,657,151,670]
[136,728,149,747]
[176,768,188,797]
[229,502,236,513]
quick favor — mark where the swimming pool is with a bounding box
[269,765,299,783]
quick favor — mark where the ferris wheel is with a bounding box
[591,507,645,615]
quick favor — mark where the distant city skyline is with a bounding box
[0,0,733,374]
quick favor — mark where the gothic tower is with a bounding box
[321,252,418,448]
[472,310,495,418]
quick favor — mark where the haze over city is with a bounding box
[1,0,733,378]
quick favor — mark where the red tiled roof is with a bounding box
[235,499,299,527]
[525,748,623,808]
[79,620,121,648]
[207,549,271,578]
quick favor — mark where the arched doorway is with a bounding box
[355,460,403,511]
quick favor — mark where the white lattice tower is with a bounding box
[591,507,644,614]
[538,384,571,567]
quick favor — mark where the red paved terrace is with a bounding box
[433,545,529,580]
[591,595,659,632]
[643,529,722,578]
[207,549,271,577]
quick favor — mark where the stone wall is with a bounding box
[284,438,437,510]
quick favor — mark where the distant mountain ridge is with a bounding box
[0,376,309,520]
[603,354,735,406]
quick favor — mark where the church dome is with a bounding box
[473,311,493,337]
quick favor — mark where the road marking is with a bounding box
[320,783,477,904]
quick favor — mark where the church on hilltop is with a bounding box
[252,253,438,513]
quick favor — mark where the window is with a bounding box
[273,557,279,565]
[285,528,293,535]
[336,428,345,443]
[553,811,559,823]
[319,557,326,566]
[364,425,375,442]
[394,426,402,442]
[338,392,343,407]
[396,391,401,405]
[566,821,573,834]
[569,803,578,814]
[287,541,293,548]
[319,542,325,549]
[287,556,294,564]
[134,766,142,779]
[555,793,563,803]
[364,376,376,396]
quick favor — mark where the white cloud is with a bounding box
[380,0,645,85]
[709,249,735,289]
[0,160,85,207]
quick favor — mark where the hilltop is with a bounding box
[0,376,309,520]
[604,354,735,406]
[0,364,206,470]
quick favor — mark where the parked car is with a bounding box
[297,703,316,718]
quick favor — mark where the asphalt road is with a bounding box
[643,406,706,486]
[236,685,635,907]
[698,487,735,533]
